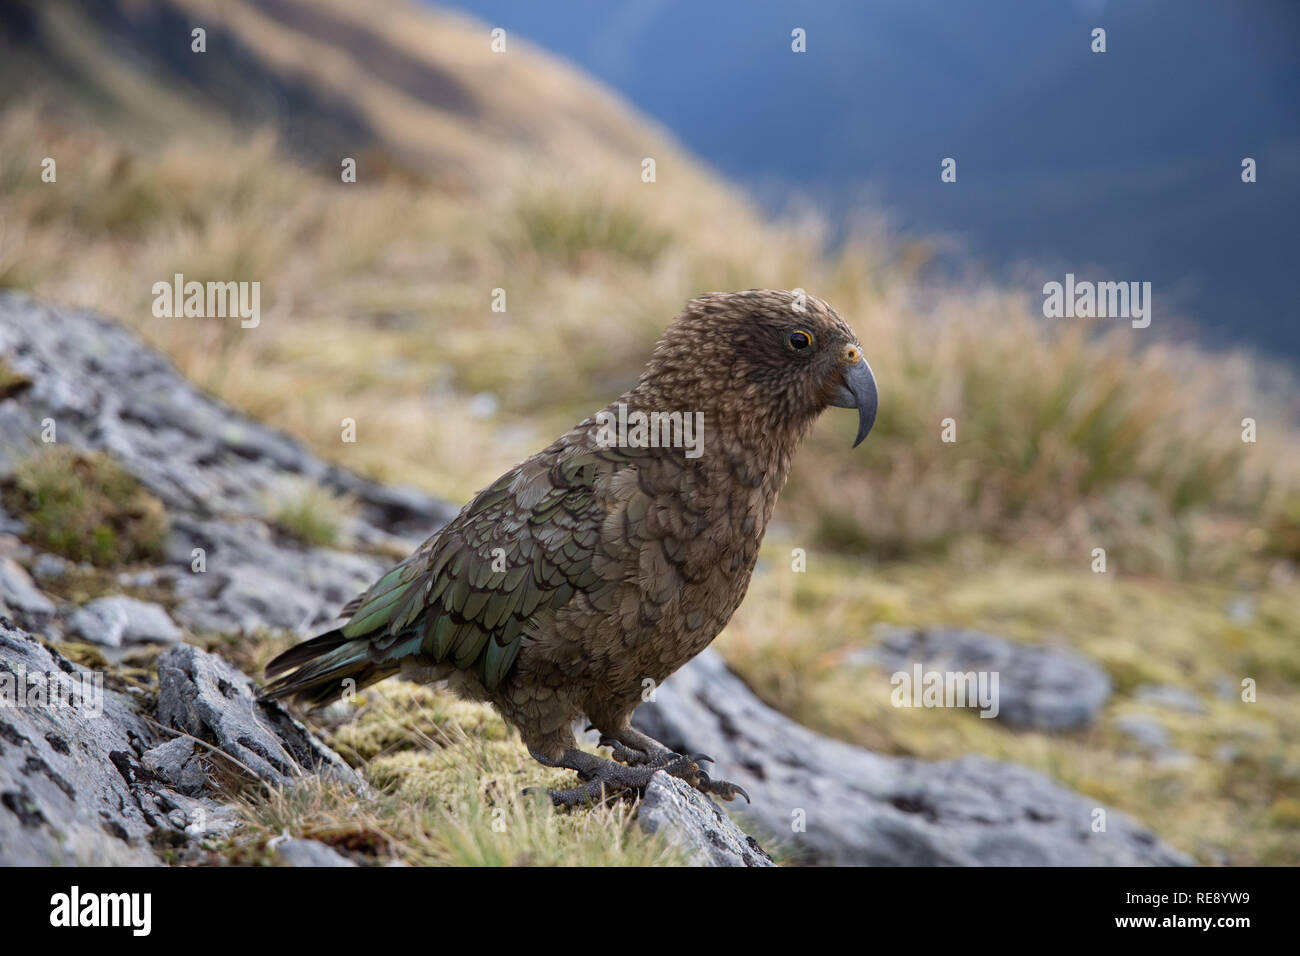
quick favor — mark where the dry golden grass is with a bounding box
[228,682,688,866]
[2,101,1291,577]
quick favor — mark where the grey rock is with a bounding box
[467,391,499,419]
[0,535,31,559]
[635,649,1190,866]
[116,569,159,589]
[0,292,441,865]
[1214,744,1242,764]
[1134,684,1207,716]
[1115,714,1173,752]
[164,792,243,842]
[156,643,363,791]
[68,595,183,647]
[0,291,456,540]
[1225,597,1255,624]
[639,773,774,867]
[0,623,160,865]
[140,737,207,795]
[166,515,386,638]
[273,837,358,867]
[141,736,196,778]
[31,553,69,580]
[849,625,1111,731]
[0,620,355,864]
[0,291,429,646]
[0,556,55,617]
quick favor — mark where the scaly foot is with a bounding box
[592,726,750,802]
[532,747,748,806]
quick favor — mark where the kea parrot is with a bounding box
[264,289,878,805]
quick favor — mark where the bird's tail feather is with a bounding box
[262,629,398,708]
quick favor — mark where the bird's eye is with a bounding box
[787,329,814,351]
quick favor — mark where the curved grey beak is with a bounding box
[829,358,878,447]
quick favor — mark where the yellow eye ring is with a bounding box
[787,329,815,351]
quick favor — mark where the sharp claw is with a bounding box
[687,769,751,804]
[691,753,714,765]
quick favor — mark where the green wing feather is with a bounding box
[327,448,620,692]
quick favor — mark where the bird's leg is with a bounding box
[555,726,752,805]
[596,726,748,801]
[595,725,675,766]
[530,747,729,806]
[598,738,651,766]
[530,747,660,807]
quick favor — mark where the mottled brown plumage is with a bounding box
[265,289,877,804]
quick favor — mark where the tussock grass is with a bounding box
[231,681,686,866]
[3,446,168,567]
[270,482,356,548]
[1,103,1289,575]
[512,188,673,269]
[2,0,1297,866]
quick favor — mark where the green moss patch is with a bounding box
[3,447,167,567]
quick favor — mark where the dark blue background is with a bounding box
[436,0,1300,360]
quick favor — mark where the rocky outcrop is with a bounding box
[0,292,404,864]
[0,293,452,542]
[0,617,363,865]
[271,837,359,867]
[638,773,774,867]
[0,623,230,864]
[848,625,1113,731]
[0,292,453,648]
[0,556,54,618]
[69,595,183,647]
[635,650,1190,866]
[155,643,361,791]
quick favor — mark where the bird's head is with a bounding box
[637,289,878,448]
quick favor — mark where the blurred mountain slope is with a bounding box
[441,0,1300,357]
[0,0,703,189]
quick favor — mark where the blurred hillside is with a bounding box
[443,0,1300,358]
[1,0,1299,863]
[0,0,700,188]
